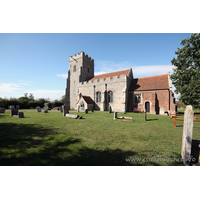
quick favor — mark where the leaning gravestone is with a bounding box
[36,106,41,112]
[0,108,5,113]
[181,105,194,166]
[18,112,24,118]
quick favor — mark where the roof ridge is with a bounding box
[93,68,130,78]
[134,74,168,80]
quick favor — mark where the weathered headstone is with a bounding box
[109,106,112,113]
[60,106,63,113]
[0,108,5,113]
[18,112,24,118]
[181,105,194,166]
[11,108,18,116]
[44,103,49,110]
[85,109,88,114]
[114,112,117,119]
[36,106,41,112]
[144,109,147,121]
[62,104,66,116]
[44,110,48,113]
[159,107,165,115]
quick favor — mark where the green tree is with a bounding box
[171,33,200,109]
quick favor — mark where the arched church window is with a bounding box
[108,91,113,103]
[138,96,141,103]
[96,92,101,102]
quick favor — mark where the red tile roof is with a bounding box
[82,96,94,104]
[89,69,131,82]
[129,74,169,91]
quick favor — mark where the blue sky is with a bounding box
[0,33,192,100]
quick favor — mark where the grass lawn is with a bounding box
[0,109,200,166]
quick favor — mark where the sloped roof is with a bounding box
[82,96,94,104]
[129,74,169,91]
[89,69,131,82]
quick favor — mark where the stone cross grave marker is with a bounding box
[181,105,194,166]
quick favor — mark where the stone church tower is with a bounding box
[65,51,94,109]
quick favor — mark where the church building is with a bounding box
[64,51,177,114]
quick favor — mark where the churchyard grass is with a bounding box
[0,109,200,166]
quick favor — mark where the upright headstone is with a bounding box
[0,108,5,113]
[159,107,165,115]
[85,109,88,114]
[44,103,49,110]
[60,106,63,113]
[144,109,147,121]
[18,112,24,118]
[11,108,18,116]
[114,112,117,119]
[181,105,194,166]
[36,106,41,112]
[109,106,112,113]
[63,104,66,116]
[77,105,80,112]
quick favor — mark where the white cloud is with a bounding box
[132,65,174,77]
[26,90,65,101]
[95,60,175,78]
[56,74,68,79]
[0,83,21,93]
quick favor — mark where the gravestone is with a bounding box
[44,110,48,113]
[11,108,18,117]
[109,106,112,113]
[65,114,80,119]
[36,106,41,112]
[144,109,147,121]
[18,112,24,118]
[114,112,117,119]
[44,103,49,110]
[77,105,80,112]
[181,105,194,166]
[85,109,88,114]
[60,106,63,113]
[0,108,5,113]
[16,105,20,109]
[62,105,66,116]
[159,107,165,115]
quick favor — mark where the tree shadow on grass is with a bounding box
[0,122,162,166]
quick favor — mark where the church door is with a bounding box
[145,101,150,113]
[80,101,85,111]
